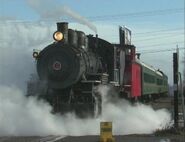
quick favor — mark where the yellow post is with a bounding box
[100,122,115,142]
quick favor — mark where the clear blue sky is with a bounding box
[0,0,184,33]
[0,0,184,84]
[0,0,184,38]
[0,0,184,22]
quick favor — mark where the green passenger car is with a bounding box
[141,62,168,96]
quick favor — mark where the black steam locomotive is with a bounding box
[27,22,168,117]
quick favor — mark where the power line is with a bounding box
[136,41,184,48]
[137,47,185,54]
[102,28,183,39]
[133,27,183,35]
[88,8,184,21]
[133,33,184,42]
[0,8,183,23]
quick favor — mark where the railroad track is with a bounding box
[39,135,66,142]
[0,135,66,142]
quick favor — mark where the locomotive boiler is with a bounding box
[27,22,168,117]
[36,23,101,90]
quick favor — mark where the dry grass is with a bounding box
[154,127,185,136]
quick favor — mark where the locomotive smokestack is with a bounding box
[57,22,68,44]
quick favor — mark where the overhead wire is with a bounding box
[103,28,184,39]
[0,7,183,23]
[137,47,185,54]
[136,41,184,48]
[133,28,183,35]
[88,8,184,21]
[133,33,184,42]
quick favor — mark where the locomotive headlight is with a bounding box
[53,31,63,41]
[33,51,39,59]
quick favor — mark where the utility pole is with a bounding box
[173,47,179,128]
[184,0,185,86]
[178,72,185,129]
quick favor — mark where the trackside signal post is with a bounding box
[100,122,115,142]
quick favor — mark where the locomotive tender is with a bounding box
[27,22,168,117]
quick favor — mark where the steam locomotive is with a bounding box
[27,22,168,117]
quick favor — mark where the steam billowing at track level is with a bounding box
[0,85,172,136]
[0,22,172,136]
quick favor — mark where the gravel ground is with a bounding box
[0,135,184,142]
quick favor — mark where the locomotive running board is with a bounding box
[81,80,101,83]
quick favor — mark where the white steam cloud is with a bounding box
[0,86,99,136]
[98,85,172,134]
[0,22,172,136]
[0,22,54,91]
[27,0,97,33]
[0,85,172,136]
